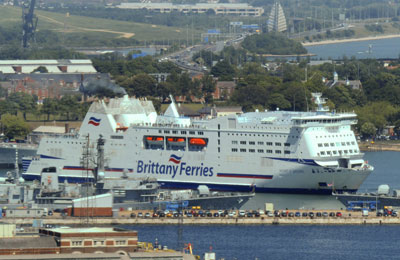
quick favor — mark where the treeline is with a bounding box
[0,93,89,139]
[93,56,216,102]
[242,33,307,55]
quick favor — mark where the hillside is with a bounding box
[0,6,199,46]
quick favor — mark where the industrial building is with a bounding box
[116,3,264,16]
[0,60,97,74]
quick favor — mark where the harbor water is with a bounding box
[305,37,400,59]
[122,224,400,260]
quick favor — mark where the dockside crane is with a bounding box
[22,0,38,48]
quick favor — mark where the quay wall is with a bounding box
[358,141,400,152]
[5,217,400,225]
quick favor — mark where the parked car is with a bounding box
[281,212,287,217]
[336,212,342,217]
[138,212,143,218]
[213,213,219,217]
[267,211,274,217]
[288,212,294,217]
[247,212,253,217]
[239,210,246,217]
[329,212,335,217]
[130,213,136,218]
[309,212,315,218]
[316,212,322,217]
[295,212,301,217]
[322,212,329,217]
[302,212,308,217]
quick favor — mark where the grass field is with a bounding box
[0,6,202,45]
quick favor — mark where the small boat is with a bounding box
[189,138,207,146]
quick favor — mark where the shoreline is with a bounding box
[302,34,400,46]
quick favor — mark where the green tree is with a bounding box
[8,92,37,120]
[360,122,376,138]
[41,98,59,121]
[0,114,30,139]
[122,73,157,97]
[211,60,236,81]
[59,95,80,121]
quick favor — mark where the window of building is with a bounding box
[232,148,238,152]
[240,148,246,152]
[275,142,281,146]
[318,143,323,147]
[275,150,281,154]
[258,149,264,153]
[232,141,238,145]
[249,149,255,153]
[198,131,204,135]
[116,240,126,245]
[320,151,325,155]
[330,143,334,147]
[258,141,264,145]
[324,143,329,147]
[181,131,187,134]
[164,130,170,134]
[266,142,273,146]
[284,143,290,147]
[284,150,290,154]
[351,141,355,145]
[172,130,178,134]
[189,131,195,135]
[333,151,337,154]
[72,241,83,246]
[240,141,246,145]
[249,141,255,145]
[341,142,346,146]
[346,142,350,145]
[266,150,273,153]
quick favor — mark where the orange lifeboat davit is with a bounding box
[146,136,164,143]
[189,138,206,146]
[167,137,186,143]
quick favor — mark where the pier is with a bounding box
[5,211,400,226]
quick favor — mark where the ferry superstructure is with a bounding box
[22,93,373,194]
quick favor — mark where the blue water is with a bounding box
[359,151,400,192]
[305,37,400,59]
[122,224,400,259]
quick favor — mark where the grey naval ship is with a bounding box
[22,93,374,195]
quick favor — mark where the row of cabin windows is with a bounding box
[160,130,203,135]
[232,148,290,154]
[318,149,358,156]
[318,141,356,147]
[232,141,290,146]
[228,133,299,139]
[316,134,353,138]
[295,119,355,124]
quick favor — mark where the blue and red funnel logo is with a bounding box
[169,154,182,164]
[88,117,101,126]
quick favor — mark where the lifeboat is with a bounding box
[189,138,207,146]
[167,137,186,146]
[145,136,164,145]
[116,123,128,132]
[167,137,185,143]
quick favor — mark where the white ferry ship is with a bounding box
[22,93,373,194]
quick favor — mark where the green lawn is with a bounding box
[0,6,201,44]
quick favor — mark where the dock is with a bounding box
[5,214,400,226]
